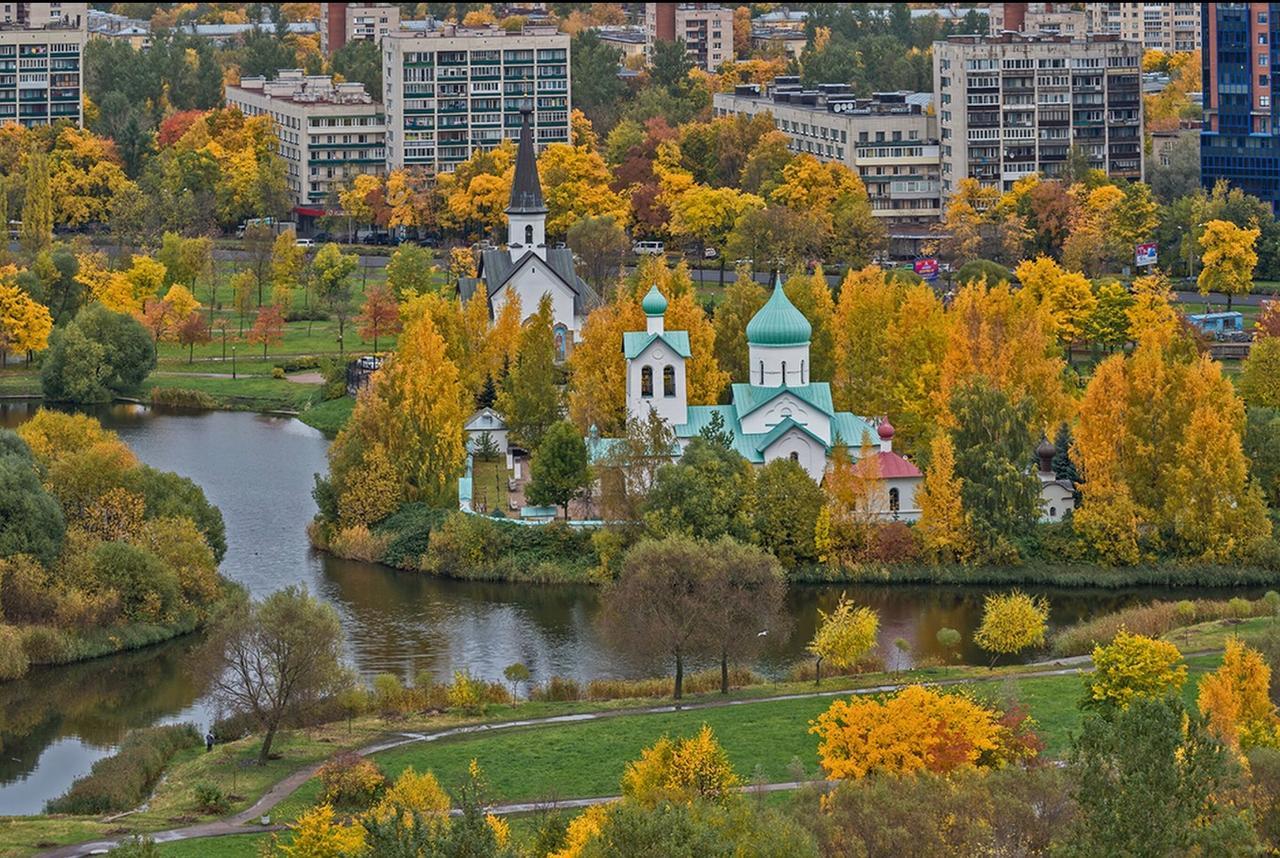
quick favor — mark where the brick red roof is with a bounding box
[854,450,922,479]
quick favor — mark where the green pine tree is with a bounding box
[526,420,591,518]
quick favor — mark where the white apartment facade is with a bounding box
[934,33,1144,195]
[382,24,570,176]
[226,70,386,209]
[0,2,87,127]
[713,84,941,228]
[1087,3,1200,52]
[643,3,733,72]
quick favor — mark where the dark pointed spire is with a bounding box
[507,104,547,215]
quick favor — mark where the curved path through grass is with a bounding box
[40,659,1094,857]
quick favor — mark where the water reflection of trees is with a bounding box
[0,635,216,786]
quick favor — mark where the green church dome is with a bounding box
[641,284,668,315]
[746,275,811,346]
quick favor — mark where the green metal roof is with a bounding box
[832,413,881,448]
[746,275,811,346]
[641,284,668,315]
[622,330,692,360]
[730,383,836,419]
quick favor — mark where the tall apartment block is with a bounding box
[1202,3,1280,213]
[225,70,386,211]
[712,83,941,233]
[934,33,1144,195]
[1086,3,1200,51]
[644,3,733,72]
[382,24,570,176]
[320,3,399,55]
[989,3,1088,37]
[0,2,87,128]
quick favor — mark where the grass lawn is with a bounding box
[157,832,272,856]
[471,458,509,514]
[144,375,321,412]
[298,396,355,436]
[0,368,40,396]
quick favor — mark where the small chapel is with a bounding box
[614,280,925,521]
[457,105,598,361]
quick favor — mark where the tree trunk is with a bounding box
[1228,293,1234,311]
[719,255,726,289]
[258,723,278,765]
[814,656,822,687]
[720,652,729,694]
[674,652,684,700]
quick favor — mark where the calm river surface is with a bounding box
[0,402,1258,813]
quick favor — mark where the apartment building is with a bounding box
[0,2,86,127]
[989,3,1088,37]
[644,3,733,72]
[382,24,570,176]
[1086,3,1200,51]
[226,70,386,210]
[712,82,941,245]
[320,3,400,55]
[934,33,1144,195]
[1202,3,1280,213]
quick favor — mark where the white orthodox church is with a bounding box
[457,106,598,361]
[612,281,925,521]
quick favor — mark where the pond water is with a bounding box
[0,402,1255,814]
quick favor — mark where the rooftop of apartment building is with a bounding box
[594,26,646,44]
[231,70,379,106]
[723,78,933,117]
[941,31,1135,46]
[385,22,563,42]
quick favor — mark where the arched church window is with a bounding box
[782,361,787,384]
[801,360,806,384]
[759,361,765,385]
[789,451,799,463]
[553,324,568,362]
[525,224,534,245]
[663,365,676,397]
[641,365,653,398]
[889,487,900,512]
[1050,506,1057,518]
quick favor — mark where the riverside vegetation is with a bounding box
[0,410,234,680]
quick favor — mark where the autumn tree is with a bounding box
[1087,631,1187,712]
[242,223,276,306]
[770,154,884,265]
[702,537,788,694]
[973,591,1049,666]
[621,725,741,807]
[525,420,591,518]
[355,283,401,355]
[753,458,824,568]
[784,266,836,382]
[1198,218,1259,310]
[247,304,285,359]
[600,535,718,699]
[1013,256,1098,347]
[212,586,347,764]
[916,432,969,564]
[566,214,630,293]
[644,435,755,543]
[176,310,210,363]
[540,142,629,237]
[385,244,439,300]
[811,685,1037,780]
[325,312,467,522]
[711,268,767,384]
[312,243,359,355]
[497,293,561,451]
[20,148,53,257]
[269,231,305,309]
[0,278,53,363]
[1198,637,1280,751]
[808,595,879,685]
[1242,337,1280,408]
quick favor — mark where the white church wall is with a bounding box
[626,338,688,426]
[490,261,579,341]
[762,429,827,482]
[739,393,832,444]
[747,342,812,387]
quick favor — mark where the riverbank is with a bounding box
[9,613,1259,858]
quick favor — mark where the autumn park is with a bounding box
[5,1,1280,856]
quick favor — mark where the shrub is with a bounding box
[106,836,161,857]
[21,625,74,664]
[532,675,582,702]
[1230,597,1254,618]
[317,752,386,809]
[149,388,217,409]
[45,724,201,814]
[90,542,181,623]
[868,522,920,564]
[271,367,286,380]
[446,670,487,714]
[193,782,230,814]
[584,668,761,701]
[372,673,407,719]
[0,624,29,680]
[329,524,389,563]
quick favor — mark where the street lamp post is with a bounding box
[232,345,237,380]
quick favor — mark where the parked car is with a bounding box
[295,238,315,249]
[633,240,664,256]
[358,355,383,371]
[703,247,718,259]
[417,237,439,248]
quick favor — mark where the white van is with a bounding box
[633,240,665,256]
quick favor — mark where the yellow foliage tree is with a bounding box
[973,591,1048,664]
[369,767,451,830]
[621,724,741,807]
[272,803,366,858]
[1198,218,1259,310]
[1072,355,1142,565]
[784,265,836,382]
[1013,256,1097,346]
[336,441,402,528]
[1199,637,1280,751]
[809,685,1026,780]
[915,432,969,564]
[0,278,53,358]
[1087,631,1187,711]
[567,293,642,435]
[539,142,630,236]
[808,595,879,684]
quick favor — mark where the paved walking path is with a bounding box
[41,660,1094,856]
